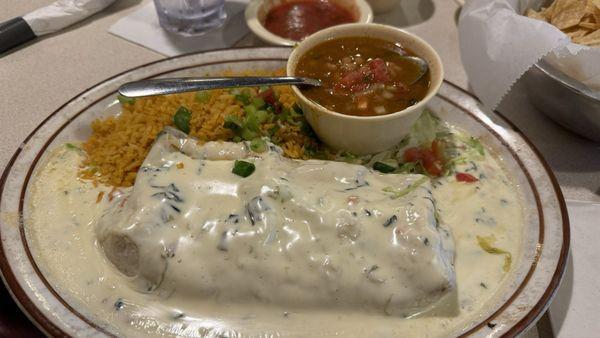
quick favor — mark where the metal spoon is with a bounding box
[118,55,428,98]
[118,76,322,98]
[401,56,429,85]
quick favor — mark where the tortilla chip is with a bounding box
[573,29,600,45]
[525,0,600,48]
[564,27,591,39]
[585,0,598,13]
[526,8,549,21]
[551,0,588,29]
[590,0,600,23]
[579,21,599,29]
[544,0,559,17]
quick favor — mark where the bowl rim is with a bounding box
[535,59,600,103]
[286,23,445,121]
[244,0,374,47]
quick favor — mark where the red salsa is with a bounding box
[264,0,356,41]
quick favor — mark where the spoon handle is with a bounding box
[118,76,321,98]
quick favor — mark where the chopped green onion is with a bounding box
[223,115,243,131]
[232,136,242,142]
[373,161,396,173]
[240,128,258,141]
[255,110,269,123]
[258,85,269,93]
[232,160,255,177]
[173,106,192,134]
[195,91,211,103]
[234,89,252,105]
[244,113,260,132]
[117,94,135,104]
[235,94,251,105]
[244,104,258,115]
[250,138,267,153]
[251,97,266,109]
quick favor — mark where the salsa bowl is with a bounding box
[287,23,444,155]
[245,0,374,46]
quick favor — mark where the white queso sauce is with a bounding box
[27,127,523,337]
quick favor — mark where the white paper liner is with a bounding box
[459,0,600,110]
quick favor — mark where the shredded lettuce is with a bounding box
[409,109,442,147]
[465,136,485,156]
[476,235,512,272]
[382,176,428,199]
[65,143,81,151]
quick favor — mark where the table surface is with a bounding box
[1,0,598,336]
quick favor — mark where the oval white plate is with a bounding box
[0,47,569,337]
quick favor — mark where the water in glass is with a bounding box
[153,0,227,36]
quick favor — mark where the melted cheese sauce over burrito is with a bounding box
[27,127,523,337]
[95,130,455,317]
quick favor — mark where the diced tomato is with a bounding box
[421,149,443,176]
[336,58,391,94]
[259,88,277,105]
[271,101,282,113]
[403,147,422,162]
[456,172,478,183]
[340,70,363,88]
[403,140,445,177]
[368,58,385,70]
[368,58,391,83]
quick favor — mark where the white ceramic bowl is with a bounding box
[366,0,400,14]
[287,23,444,155]
[245,0,373,46]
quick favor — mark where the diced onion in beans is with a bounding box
[382,91,394,99]
[374,106,386,115]
[357,97,368,110]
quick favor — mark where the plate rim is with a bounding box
[0,46,570,337]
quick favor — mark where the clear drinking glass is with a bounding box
[153,0,227,36]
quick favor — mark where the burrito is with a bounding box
[96,128,455,316]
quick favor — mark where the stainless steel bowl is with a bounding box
[522,59,600,142]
